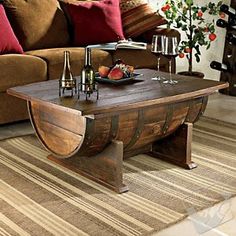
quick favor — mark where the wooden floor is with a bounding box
[204,93,236,125]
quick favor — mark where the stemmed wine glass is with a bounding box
[151,35,165,81]
[162,36,179,85]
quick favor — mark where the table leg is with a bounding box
[48,140,129,193]
[149,122,197,170]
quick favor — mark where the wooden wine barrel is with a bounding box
[28,96,208,159]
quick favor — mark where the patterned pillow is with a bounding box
[120,0,166,38]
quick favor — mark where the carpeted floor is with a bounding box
[0,117,236,236]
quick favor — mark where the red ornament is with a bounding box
[184,48,192,53]
[209,33,217,41]
[165,4,171,10]
[179,53,185,58]
[161,6,167,12]
[197,11,203,18]
[161,4,170,12]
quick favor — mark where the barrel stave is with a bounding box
[29,96,208,159]
[77,116,112,156]
[115,111,139,146]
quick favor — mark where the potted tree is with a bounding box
[161,0,223,78]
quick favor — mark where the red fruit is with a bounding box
[161,6,167,12]
[197,11,203,18]
[126,65,134,74]
[98,66,110,77]
[219,12,226,19]
[204,27,209,32]
[179,53,185,58]
[184,48,192,53]
[108,67,124,80]
[161,4,170,12]
[209,33,217,41]
[165,4,170,10]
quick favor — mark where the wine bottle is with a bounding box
[81,48,95,93]
[216,19,236,30]
[220,4,236,18]
[60,51,75,89]
[227,33,236,45]
[210,61,229,73]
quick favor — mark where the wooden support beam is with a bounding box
[48,140,129,193]
[149,123,197,170]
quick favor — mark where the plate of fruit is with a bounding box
[95,60,142,84]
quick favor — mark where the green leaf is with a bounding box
[195,45,201,55]
[206,42,211,50]
[182,25,188,31]
[186,0,193,6]
[177,22,182,27]
[195,53,201,63]
[217,1,223,7]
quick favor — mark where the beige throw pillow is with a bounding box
[3,0,70,51]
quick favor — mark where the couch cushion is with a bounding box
[0,54,47,92]
[113,45,169,70]
[0,92,28,124]
[26,48,113,80]
[3,0,70,51]
[62,0,125,46]
[0,4,23,54]
[120,0,166,38]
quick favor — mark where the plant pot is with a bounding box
[178,71,204,79]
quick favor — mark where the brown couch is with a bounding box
[0,0,180,124]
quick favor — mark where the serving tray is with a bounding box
[95,72,142,84]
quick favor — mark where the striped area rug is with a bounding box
[0,117,236,236]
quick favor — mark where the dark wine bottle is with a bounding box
[227,33,236,45]
[220,4,236,18]
[60,51,75,89]
[81,48,95,93]
[216,4,236,30]
[216,19,236,30]
[210,61,229,72]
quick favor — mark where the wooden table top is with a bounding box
[7,69,228,117]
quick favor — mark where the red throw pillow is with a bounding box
[65,0,125,46]
[0,4,23,54]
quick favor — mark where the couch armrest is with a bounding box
[139,27,181,44]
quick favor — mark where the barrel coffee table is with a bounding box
[7,69,228,193]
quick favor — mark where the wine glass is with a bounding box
[151,35,165,81]
[162,36,179,84]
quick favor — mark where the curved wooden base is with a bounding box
[48,140,128,193]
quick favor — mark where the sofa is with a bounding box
[0,0,180,125]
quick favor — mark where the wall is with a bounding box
[149,0,231,80]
